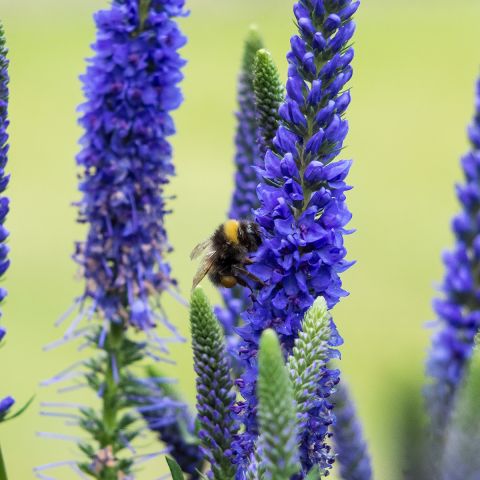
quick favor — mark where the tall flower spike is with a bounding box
[332,382,372,480]
[0,21,13,422]
[425,77,480,440]
[228,26,263,221]
[39,2,187,478]
[256,329,301,480]
[75,0,187,331]
[253,49,284,156]
[287,297,340,471]
[215,28,264,369]
[190,288,238,480]
[234,0,359,472]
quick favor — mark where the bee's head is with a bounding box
[238,220,262,252]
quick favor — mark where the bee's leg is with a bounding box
[220,276,237,288]
[244,257,254,265]
[232,265,266,287]
[235,276,256,296]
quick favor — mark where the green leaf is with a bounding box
[166,457,184,480]
[257,329,301,480]
[0,445,8,480]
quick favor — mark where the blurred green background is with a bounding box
[0,0,480,478]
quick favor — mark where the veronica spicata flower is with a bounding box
[38,2,188,478]
[0,22,13,422]
[215,29,264,367]
[425,77,480,437]
[233,0,359,472]
[75,0,186,331]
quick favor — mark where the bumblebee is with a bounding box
[190,219,264,291]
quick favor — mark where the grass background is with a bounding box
[0,0,480,478]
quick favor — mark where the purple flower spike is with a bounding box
[233,0,359,473]
[216,29,264,370]
[75,0,187,331]
[39,3,188,478]
[425,78,480,446]
[0,22,13,423]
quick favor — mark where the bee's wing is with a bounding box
[192,248,217,291]
[190,238,213,260]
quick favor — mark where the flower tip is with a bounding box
[312,296,328,311]
[260,328,280,351]
[0,395,15,416]
[190,286,208,305]
[256,48,271,60]
[192,285,204,295]
[246,24,262,44]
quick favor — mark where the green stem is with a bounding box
[0,445,8,480]
[136,0,152,34]
[100,321,124,480]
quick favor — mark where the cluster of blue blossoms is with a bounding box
[0,22,13,422]
[2,0,478,479]
[75,0,186,331]
[426,79,480,432]
[37,1,192,478]
[233,0,359,472]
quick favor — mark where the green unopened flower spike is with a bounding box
[253,49,284,155]
[287,297,334,429]
[257,329,301,480]
[242,26,264,90]
[190,288,237,480]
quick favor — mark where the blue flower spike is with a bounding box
[233,0,360,473]
[38,2,188,478]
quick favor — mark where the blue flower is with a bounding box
[75,0,186,331]
[39,3,188,477]
[232,0,359,472]
[0,396,14,421]
[0,22,12,423]
[0,25,10,307]
[425,78,480,439]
